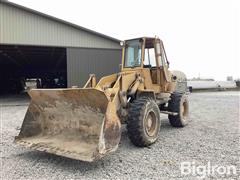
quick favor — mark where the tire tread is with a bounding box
[127,97,160,147]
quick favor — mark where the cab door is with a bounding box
[154,39,171,90]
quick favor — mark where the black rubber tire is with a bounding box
[168,93,189,127]
[127,97,161,147]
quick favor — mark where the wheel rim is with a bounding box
[181,100,188,119]
[145,111,157,137]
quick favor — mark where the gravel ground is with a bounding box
[0,91,239,179]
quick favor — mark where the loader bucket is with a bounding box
[15,88,121,162]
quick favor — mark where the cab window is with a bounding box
[144,48,156,67]
[124,40,142,68]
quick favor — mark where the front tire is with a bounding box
[168,93,189,127]
[127,97,161,147]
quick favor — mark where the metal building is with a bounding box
[0,1,121,93]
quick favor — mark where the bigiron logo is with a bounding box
[180,161,237,178]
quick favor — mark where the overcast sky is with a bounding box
[9,0,239,80]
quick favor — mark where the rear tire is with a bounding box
[168,93,189,127]
[127,97,161,147]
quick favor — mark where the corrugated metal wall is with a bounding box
[67,48,122,87]
[0,3,120,49]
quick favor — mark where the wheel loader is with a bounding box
[15,37,189,162]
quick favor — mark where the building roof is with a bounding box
[1,1,121,43]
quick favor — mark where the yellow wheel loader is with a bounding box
[15,37,189,162]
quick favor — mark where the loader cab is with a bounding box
[122,37,171,85]
[122,37,169,69]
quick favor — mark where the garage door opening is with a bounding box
[0,45,67,94]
